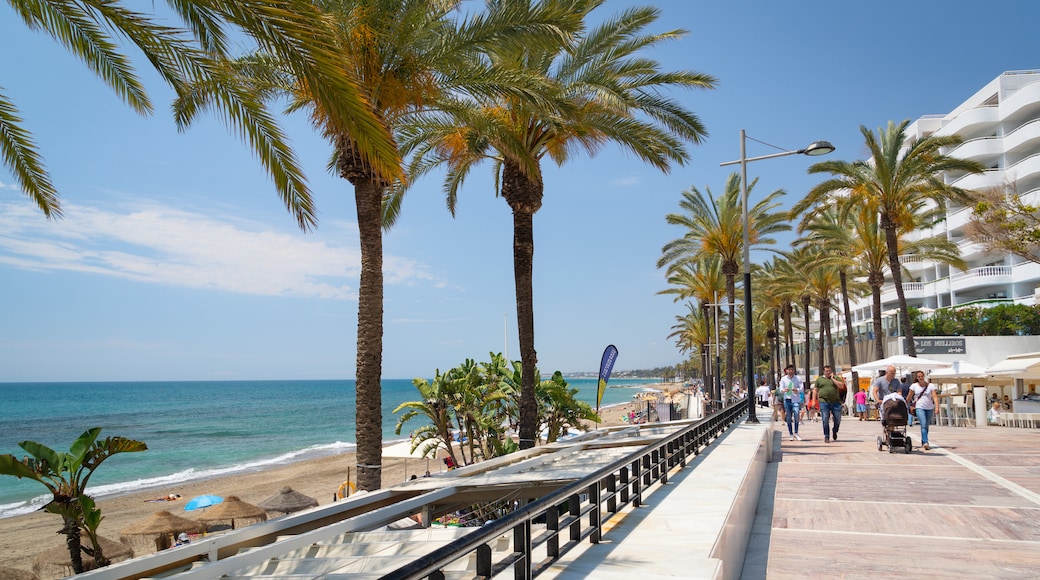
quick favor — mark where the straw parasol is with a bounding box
[32,532,133,579]
[120,510,207,553]
[0,566,38,580]
[256,486,319,515]
[194,495,267,529]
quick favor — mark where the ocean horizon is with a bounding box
[0,377,663,519]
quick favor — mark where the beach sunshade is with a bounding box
[32,532,133,577]
[120,510,205,554]
[195,496,267,528]
[121,510,206,538]
[852,354,952,374]
[184,494,224,511]
[256,487,319,514]
[0,566,38,580]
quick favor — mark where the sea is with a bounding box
[0,377,660,519]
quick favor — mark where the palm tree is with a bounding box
[0,428,147,574]
[795,207,869,379]
[402,0,715,447]
[660,173,789,398]
[3,0,397,227]
[183,1,573,489]
[796,120,985,356]
[659,254,725,403]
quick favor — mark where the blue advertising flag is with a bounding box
[597,345,618,412]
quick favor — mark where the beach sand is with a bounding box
[0,391,661,576]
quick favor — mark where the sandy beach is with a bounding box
[0,390,664,576]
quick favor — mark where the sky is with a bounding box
[2,1,1039,382]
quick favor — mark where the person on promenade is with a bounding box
[755,380,771,408]
[771,381,785,422]
[779,365,804,441]
[908,370,938,450]
[854,388,868,421]
[812,365,845,443]
[988,401,1003,425]
[870,366,901,410]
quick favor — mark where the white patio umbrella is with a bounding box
[852,354,952,374]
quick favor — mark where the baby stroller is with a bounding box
[876,398,912,453]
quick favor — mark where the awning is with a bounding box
[985,353,1040,379]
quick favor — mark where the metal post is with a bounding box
[741,130,760,423]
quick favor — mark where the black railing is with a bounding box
[378,402,747,580]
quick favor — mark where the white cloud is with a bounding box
[0,200,443,299]
[611,176,640,187]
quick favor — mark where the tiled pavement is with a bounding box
[745,412,1040,579]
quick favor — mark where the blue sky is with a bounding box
[2,1,1039,382]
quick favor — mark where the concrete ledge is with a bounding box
[542,416,771,579]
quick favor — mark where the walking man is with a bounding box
[812,365,845,443]
[779,365,804,441]
[870,365,901,407]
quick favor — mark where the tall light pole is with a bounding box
[721,131,834,423]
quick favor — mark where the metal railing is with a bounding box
[378,402,748,580]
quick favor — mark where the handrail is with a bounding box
[378,402,748,579]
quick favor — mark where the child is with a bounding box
[854,389,868,421]
[988,401,1003,425]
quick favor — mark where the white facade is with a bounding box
[845,70,1040,339]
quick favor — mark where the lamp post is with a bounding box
[721,130,834,423]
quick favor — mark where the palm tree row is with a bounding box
[394,354,598,468]
[662,121,984,386]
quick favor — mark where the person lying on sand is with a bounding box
[145,493,181,502]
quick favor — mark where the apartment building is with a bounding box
[844,70,1040,342]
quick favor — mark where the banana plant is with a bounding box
[0,428,147,573]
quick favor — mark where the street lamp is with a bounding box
[721,131,834,423]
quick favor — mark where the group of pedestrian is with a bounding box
[765,363,937,450]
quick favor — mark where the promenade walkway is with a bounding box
[747,411,1040,579]
[545,407,1040,579]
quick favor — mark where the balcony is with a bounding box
[1004,152,1040,184]
[947,136,1003,164]
[938,105,999,140]
[951,168,1004,191]
[950,265,1013,293]
[1003,118,1040,155]
[999,80,1040,125]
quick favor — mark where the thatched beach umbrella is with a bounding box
[0,566,38,580]
[256,486,319,515]
[120,510,207,553]
[32,533,132,579]
[195,495,267,530]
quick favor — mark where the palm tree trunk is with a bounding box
[63,516,84,574]
[354,178,385,491]
[839,270,860,387]
[822,302,836,369]
[802,298,811,380]
[501,160,542,450]
[871,285,885,359]
[882,218,917,356]
[783,303,794,368]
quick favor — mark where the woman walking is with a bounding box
[909,370,938,450]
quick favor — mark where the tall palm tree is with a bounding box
[659,254,725,402]
[796,120,985,356]
[660,173,789,398]
[402,0,715,447]
[181,0,574,489]
[4,0,397,227]
[795,207,868,379]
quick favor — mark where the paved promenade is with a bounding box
[745,411,1040,579]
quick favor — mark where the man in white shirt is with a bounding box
[779,365,803,441]
[755,381,771,408]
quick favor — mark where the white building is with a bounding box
[844,70,1040,345]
